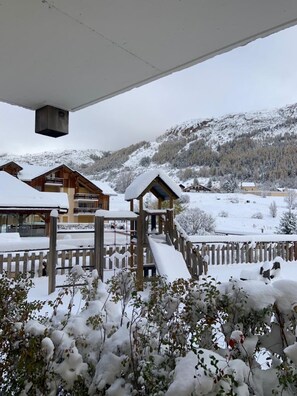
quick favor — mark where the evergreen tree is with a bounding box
[193,176,199,186]
[277,211,297,234]
[222,177,237,193]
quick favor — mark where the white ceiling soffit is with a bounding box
[1,0,297,112]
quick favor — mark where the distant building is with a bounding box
[241,182,258,192]
[181,183,212,193]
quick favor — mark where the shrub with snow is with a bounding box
[218,210,229,218]
[176,207,216,235]
[269,201,278,218]
[0,275,46,394]
[284,189,297,211]
[251,212,263,219]
[178,193,190,204]
[3,267,297,395]
[277,211,297,234]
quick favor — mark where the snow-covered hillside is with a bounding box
[2,102,297,189]
[121,104,297,188]
[119,103,297,184]
[0,149,104,167]
[162,105,297,150]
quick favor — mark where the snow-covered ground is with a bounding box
[4,191,297,395]
[110,191,288,235]
[187,192,286,235]
[0,190,292,260]
[27,259,297,302]
[1,190,295,299]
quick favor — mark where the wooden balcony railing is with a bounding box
[73,207,97,214]
[74,193,99,200]
[45,177,64,185]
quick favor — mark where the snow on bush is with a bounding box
[218,210,229,218]
[175,207,216,235]
[2,267,297,395]
[269,201,278,218]
[251,212,263,219]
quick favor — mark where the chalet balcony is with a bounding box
[73,207,97,214]
[45,177,64,186]
[74,203,102,215]
[74,193,99,201]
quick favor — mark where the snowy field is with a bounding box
[1,190,296,300]
[24,190,296,312]
[0,191,289,252]
[110,191,289,235]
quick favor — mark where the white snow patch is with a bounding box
[148,236,191,282]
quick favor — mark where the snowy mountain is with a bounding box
[87,102,297,189]
[160,104,297,150]
[3,103,297,190]
[0,149,104,168]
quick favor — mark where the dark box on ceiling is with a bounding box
[35,105,69,138]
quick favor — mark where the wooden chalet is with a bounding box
[0,161,23,177]
[0,171,68,236]
[182,183,211,193]
[19,164,110,223]
[241,182,258,192]
[1,162,111,224]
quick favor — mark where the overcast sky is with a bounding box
[2,24,297,155]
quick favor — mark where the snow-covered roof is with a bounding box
[95,210,138,219]
[0,171,68,211]
[241,182,256,188]
[18,165,111,198]
[90,180,117,196]
[18,163,62,181]
[125,169,182,201]
[0,160,22,168]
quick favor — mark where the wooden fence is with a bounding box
[171,230,204,278]
[0,245,138,279]
[1,233,296,280]
[172,223,297,275]
[190,241,297,266]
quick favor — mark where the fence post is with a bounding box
[166,209,174,241]
[48,210,58,294]
[137,216,144,291]
[259,242,263,263]
[15,253,20,277]
[186,241,192,270]
[294,242,297,261]
[94,215,105,281]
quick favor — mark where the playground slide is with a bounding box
[148,236,191,283]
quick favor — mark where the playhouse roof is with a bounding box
[125,169,182,201]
